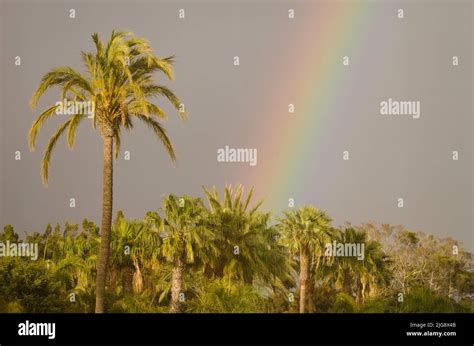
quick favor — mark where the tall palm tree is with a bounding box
[29,30,186,312]
[146,195,213,312]
[279,206,333,313]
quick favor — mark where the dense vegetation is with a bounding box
[1,185,472,313]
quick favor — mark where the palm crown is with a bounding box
[29,30,186,185]
[279,206,333,258]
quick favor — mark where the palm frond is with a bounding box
[28,105,59,151]
[31,67,92,109]
[67,114,86,149]
[41,119,71,185]
[136,114,176,162]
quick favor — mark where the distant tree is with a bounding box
[0,225,19,242]
[0,258,67,312]
[188,278,266,313]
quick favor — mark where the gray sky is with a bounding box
[0,0,472,250]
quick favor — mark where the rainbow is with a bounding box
[242,1,380,211]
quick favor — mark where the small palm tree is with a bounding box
[325,228,390,305]
[203,185,292,287]
[279,206,333,313]
[110,215,162,294]
[146,195,213,313]
[29,30,186,312]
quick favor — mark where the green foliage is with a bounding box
[331,293,357,313]
[399,287,471,313]
[188,278,266,313]
[0,258,67,312]
[0,196,472,313]
[278,206,333,261]
[319,227,391,306]
[1,225,19,242]
[360,296,397,313]
[147,194,211,265]
[110,292,167,313]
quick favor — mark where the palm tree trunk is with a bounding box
[299,247,309,313]
[170,257,184,313]
[132,257,144,294]
[306,274,315,312]
[95,135,113,313]
[343,268,352,295]
[122,265,134,293]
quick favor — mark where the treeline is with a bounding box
[0,185,472,313]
